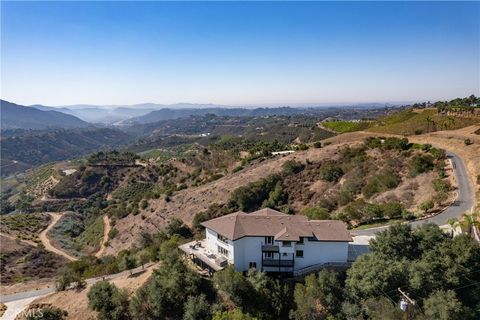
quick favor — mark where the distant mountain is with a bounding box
[123,107,315,125]
[28,102,400,125]
[1,100,88,130]
[30,104,157,124]
[1,127,132,176]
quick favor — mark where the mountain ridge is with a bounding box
[1,100,89,130]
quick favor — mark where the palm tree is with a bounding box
[447,218,459,236]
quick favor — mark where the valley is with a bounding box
[1,96,479,320]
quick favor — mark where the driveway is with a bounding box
[351,151,475,236]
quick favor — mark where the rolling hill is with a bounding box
[1,127,132,176]
[0,100,89,130]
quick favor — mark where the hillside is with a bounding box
[105,135,455,254]
[0,128,131,176]
[322,96,480,136]
[0,100,88,130]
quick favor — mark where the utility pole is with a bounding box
[398,288,416,320]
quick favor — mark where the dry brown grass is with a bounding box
[21,264,156,320]
[106,143,354,254]
[105,126,479,255]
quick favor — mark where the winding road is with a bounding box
[95,215,110,258]
[352,151,475,236]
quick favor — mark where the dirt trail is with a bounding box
[39,213,78,262]
[95,215,110,258]
[0,233,38,247]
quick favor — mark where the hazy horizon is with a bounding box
[2,1,479,106]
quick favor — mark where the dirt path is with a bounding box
[38,213,78,262]
[0,233,38,248]
[95,215,110,258]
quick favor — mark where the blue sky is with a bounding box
[1,1,479,106]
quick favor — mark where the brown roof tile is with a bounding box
[201,208,352,242]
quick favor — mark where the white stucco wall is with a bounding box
[295,239,349,270]
[205,229,349,272]
[233,236,264,272]
[205,228,235,263]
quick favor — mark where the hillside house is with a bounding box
[179,208,353,276]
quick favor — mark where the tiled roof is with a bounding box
[201,208,352,242]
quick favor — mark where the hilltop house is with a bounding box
[179,208,353,275]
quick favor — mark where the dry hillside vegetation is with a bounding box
[0,234,67,285]
[105,136,451,254]
[0,213,51,243]
[17,264,156,320]
[406,125,480,209]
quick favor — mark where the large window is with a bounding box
[296,250,304,258]
[265,236,274,244]
[264,252,273,258]
[282,241,292,247]
[217,234,229,244]
[217,245,229,257]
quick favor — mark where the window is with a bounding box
[264,252,273,258]
[298,237,304,245]
[282,241,291,247]
[296,250,304,258]
[249,262,257,269]
[265,236,274,244]
[217,234,229,244]
[217,245,229,257]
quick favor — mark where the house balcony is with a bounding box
[261,245,279,252]
[179,240,228,273]
[262,258,294,267]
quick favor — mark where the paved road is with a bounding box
[352,151,475,236]
[0,263,157,304]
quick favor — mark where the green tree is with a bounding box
[291,270,344,320]
[369,224,419,260]
[363,297,402,320]
[121,253,136,275]
[301,207,330,220]
[212,309,257,320]
[130,241,199,319]
[213,266,251,307]
[183,294,211,320]
[87,281,131,320]
[422,290,467,320]
[319,163,344,182]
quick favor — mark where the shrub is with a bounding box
[296,144,309,151]
[408,155,434,177]
[27,307,68,320]
[419,200,434,213]
[464,138,473,146]
[362,171,400,198]
[313,141,322,148]
[139,199,148,209]
[230,174,282,212]
[319,163,344,182]
[282,160,305,176]
[301,207,330,220]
